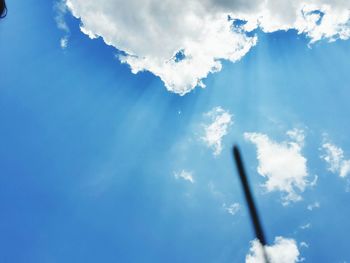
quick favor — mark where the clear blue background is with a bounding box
[1,1,350,262]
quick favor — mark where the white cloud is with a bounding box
[244,129,311,204]
[174,170,195,183]
[223,202,240,215]
[201,107,233,156]
[60,37,69,49]
[55,0,70,49]
[307,201,320,211]
[246,237,301,263]
[65,0,257,95]
[64,0,350,95]
[321,141,350,178]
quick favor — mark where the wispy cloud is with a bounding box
[174,170,195,184]
[300,242,309,248]
[201,107,233,156]
[307,202,320,211]
[300,223,311,230]
[321,140,350,178]
[245,129,312,205]
[54,0,70,49]
[223,203,240,216]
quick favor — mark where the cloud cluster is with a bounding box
[246,237,300,263]
[64,0,350,94]
[174,170,195,183]
[201,107,233,156]
[245,129,310,204]
[321,141,350,178]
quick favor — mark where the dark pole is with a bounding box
[0,0,7,19]
[233,146,270,263]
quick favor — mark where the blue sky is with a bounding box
[1,1,350,262]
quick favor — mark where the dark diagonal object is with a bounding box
[233,146,270,263]
[0,0,7,19]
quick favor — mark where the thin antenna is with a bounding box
[233,145,270,263]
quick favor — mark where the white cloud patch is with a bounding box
[174,170,195,183]
[223,202,240,216]
[246,237,301,263]
[64,0,350,95]
[55,0,70,49]
[201,107,233,156]
[321,141,350,178]
[245,129,311,204]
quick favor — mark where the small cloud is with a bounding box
[300,223,311,230]
[300,242,309,248]
[60,36,69,49]
[320,140,350,178]
[246,236,301,263]
[54,0,70,49]
[307,202,320,211]
[309,175,318,187]
[174,170,195,184]
[223,202,240,216]
[244,129,311,205]
[201,107,233,156]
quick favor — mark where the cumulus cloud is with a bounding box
[174,170,195,183]
[244,129,311,204]
[55,0,70,49]
[321,141,350,178]
[223,202,240,215]
[64,0,350,95]
[201,107,233,156]
[246,237,301,263]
